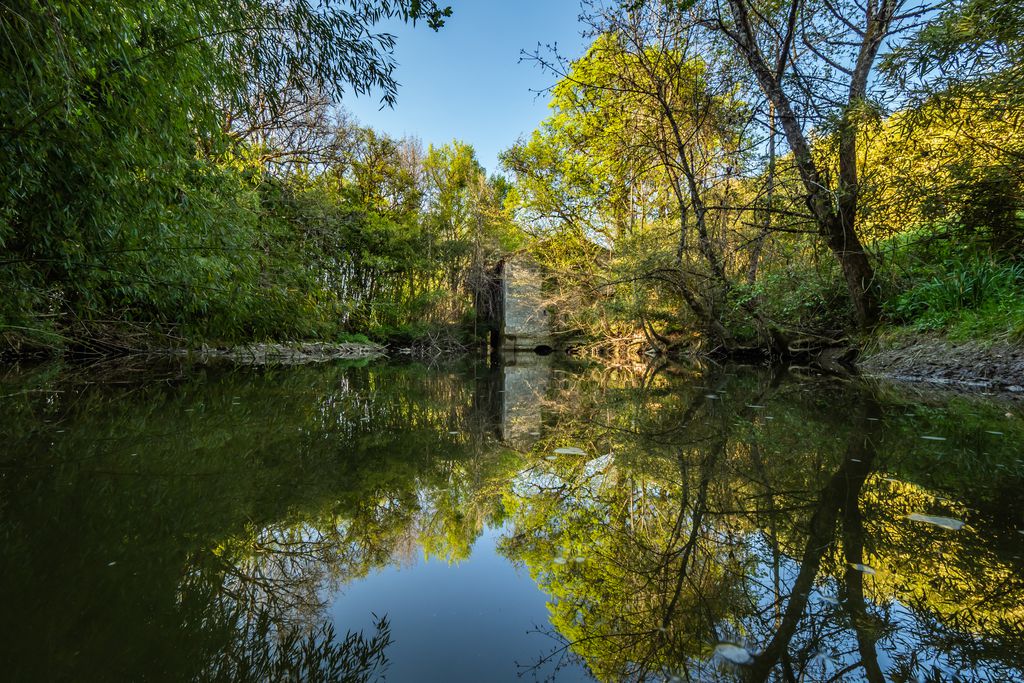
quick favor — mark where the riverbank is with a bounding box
[0,323,467,365]
[179,342,387,365]
[859,332,1024,393]
[5,321,1023,395]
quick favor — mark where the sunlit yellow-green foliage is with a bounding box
[503,33,750,344]
[504,4,1024,347]
[857,99,1024,244]
[493,365,1024,680]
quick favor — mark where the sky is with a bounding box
[344,1,590,176]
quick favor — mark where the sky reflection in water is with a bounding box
[0,357,1022,682]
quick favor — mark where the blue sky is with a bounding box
[344,1,589,176]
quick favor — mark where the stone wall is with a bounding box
[500,258,552,351]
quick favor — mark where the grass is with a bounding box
[335,332,373,345]
[881,255,1024,343]
[870,220,1024,345]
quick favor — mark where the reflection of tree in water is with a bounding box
[498,364,1024,682]
[3,360,1023,681]
[0,361,516,681]
[169,362,519,680]
[196,607,392,683]
[179,520,394,683]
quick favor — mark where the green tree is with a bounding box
[507,20,754,349]
[0,0,449,350]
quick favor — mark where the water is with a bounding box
[1,356,1023,682]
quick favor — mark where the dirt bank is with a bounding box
[181,342,387,365]
[859,335,1024,393]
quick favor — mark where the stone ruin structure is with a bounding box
[476,256,556,353]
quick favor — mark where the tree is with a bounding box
[886,0,1024,110]
[422,141,517,323]
[0,0,451,348]
[510,6,768,349]
[881,0,1024,252]
[700,0,934,327]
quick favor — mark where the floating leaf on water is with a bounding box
[907,513,965,530]
[849,563,876,575]
[553,557,567,565]
[714,643,754,665]
[920,435,947,441]
[554,447,587,456]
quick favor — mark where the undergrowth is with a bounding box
[876,229,1024,343]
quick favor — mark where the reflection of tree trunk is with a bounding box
[746,462,844,681]
[747,409,880,682]
[840,404,885,683]
[662,438,722,629]
[841,498,886,683]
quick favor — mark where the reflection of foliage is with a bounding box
[209,521,378,632]
[0,359,514,680]
[198,609,391,683]
[498,364,1024,682]
[2,360,1024,681]
[858,476,1024,661]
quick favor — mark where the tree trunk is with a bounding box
[827,213,880,328]
[723,0,883,329]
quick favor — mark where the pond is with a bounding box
[1,356,1022,682]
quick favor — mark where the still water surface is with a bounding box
[1,357,1022,682]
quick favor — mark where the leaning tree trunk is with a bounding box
[827,211,880,329]
[724,0,891,330]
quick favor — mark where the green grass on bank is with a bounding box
[873,226,1024,344]
[720,222,1024,349]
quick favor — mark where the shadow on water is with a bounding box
[0,357,1022,681]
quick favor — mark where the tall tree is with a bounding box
[511,6,761,348]
[0,0,450,343]
[699,0,934,326]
